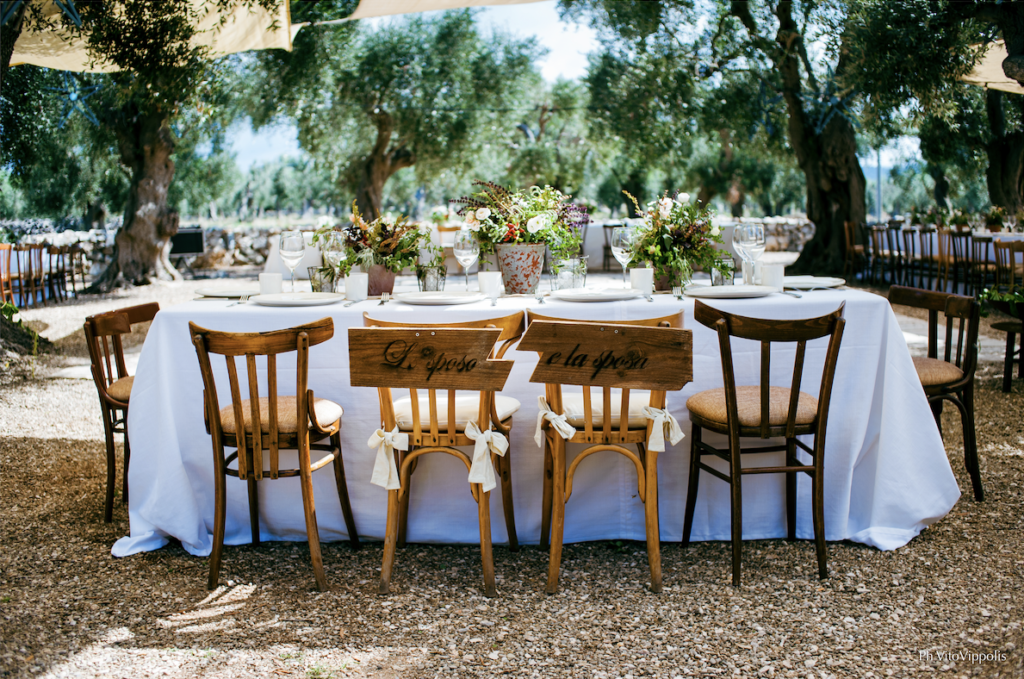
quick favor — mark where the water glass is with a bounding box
[453,230,480,290]
[279,231,305,292]
[551,256,588,291]
[734,224,765,285]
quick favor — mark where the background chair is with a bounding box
[888,286,983,500]
[190,317,359,592]
[683,300,846,586]
[46,245,69,303]
[970,235,997,297]
[0,244,12,304]
[84,302,160,522]
[992,241,1023,392]
[349,324,518,597]
[362,311,525,550]
[521,310,692,594]
[843,221,866,282]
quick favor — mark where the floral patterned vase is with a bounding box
[367,265,396,296]
[496,243,546,295]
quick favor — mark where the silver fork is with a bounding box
[228,294,250,307]
[343,299,361,307]
[535,291,545,304]
[378,292,391,306]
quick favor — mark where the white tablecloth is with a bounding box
[112,289,961,558]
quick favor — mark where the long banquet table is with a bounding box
[112,288,962,558]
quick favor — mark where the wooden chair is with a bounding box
[888,286,983,500]
[349,324,518,597]
[0,244,12,304]
[11,244,43,307]
[190,317,359,592]
[948,231,973,295]
[361,311,525,551]
[521,310,691,594]
[970,235,997,297]
[885,223,906,285]
[992,242,1024,392]
[68,242,89,295]
[994,240,1024,292]
[84,302,160,522]
[46,245,69,303]
[869,226,891,285]
[843,221,866,281]
[936,229,953,292]
[902,227,936,290]
[683,300,846,586]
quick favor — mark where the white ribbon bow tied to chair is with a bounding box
[642,406,685,452]
[368,426,408,490]
[534,396,576,448]
[464,422,508,493]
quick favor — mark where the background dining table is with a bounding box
[111,286,962,559]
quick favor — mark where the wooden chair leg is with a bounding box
[397,451,414,549]
[477,486,497,597]
[812,467,828,580]
[785,438,797,541]
[540,436,553,550]
[496,453,519,552]
[247,476,260,545]
[208,463,227,590]
[102,410,117,523]
[330,431,360,549]
[682,425,701,547]
[729,446,743,587]
[379,488,400,595]
[930,398,943,439]
[961,387,984,502]
[642,444,662,593]
[545,440,566,595]
[1003,331,1017,393]
[297,462,328,592]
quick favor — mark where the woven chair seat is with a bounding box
[219,396,343,434]
[107,376,134,402]
[686,386,817,427]
[911,356,964,387]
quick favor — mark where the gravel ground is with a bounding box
[1,277,1022,679]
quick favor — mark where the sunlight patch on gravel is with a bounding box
[0,378,104,441]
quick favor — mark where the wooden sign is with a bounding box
[348,327,513,391]
[518,320,693,390]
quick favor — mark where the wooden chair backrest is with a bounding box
[519,315,692,441]
[971,235,993,266]
[888,285,977,372]
[870,226,888,256]
[348,326,514,442]
[885,224,903,256]
[843,221,861,253]
[527,309,684,329]
[949,231,972,267]
[362,311,525,359]
[693,299,846,439]
[994,240,1024,292]
[84,302,161,403]
[0,244,11,302]
[190,317,334,481]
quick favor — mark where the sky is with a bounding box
[228,0,598,170]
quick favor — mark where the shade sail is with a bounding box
[346,0,546,20]
[10,0,294,73]
[961,39,1024,96]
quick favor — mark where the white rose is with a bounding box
[678,193,690,204]
[658,197,673,219]
[465,211,478,226]
[469,221,481,232]
[710,224,721,237]
[526,215,547,233]
[476,207,491,220]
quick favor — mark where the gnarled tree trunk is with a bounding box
[985,89,1024,213]
[0,1,26,94]
[731,1,865,275]
[354,110,414,220]
[87,113,180,292]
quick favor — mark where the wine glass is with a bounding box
[734,223,766,284]
[321,232,345,291]
[610,226,633,285]
[279,231,305,293]
[1007,213,1018,232]
[453,229,480,290]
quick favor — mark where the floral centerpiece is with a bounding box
[450,182,589,294]
[985,206,1006,231]
[428,205,456,227]
[314,202,427,295]
[949,209,971,230]
[625,190,731,289]
[924,205,948,228]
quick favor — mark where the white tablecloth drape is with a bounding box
[112,289,961,558]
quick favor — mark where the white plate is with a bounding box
[250,292,345,307]
[393,291,486,306]
[549,288,644,303]
[195,287,260,298]
[683,284,777,299]
[783,276,846,290]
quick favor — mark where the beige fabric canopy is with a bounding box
[346,0,545,20]
[962,39,1024,96]
[10,0,294,73]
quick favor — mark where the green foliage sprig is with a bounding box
[450,182,588,261]
[978,288,1023,319]
[624,190,729,286]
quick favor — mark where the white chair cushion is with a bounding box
[561,390,651,428]
[393,393,521,431]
